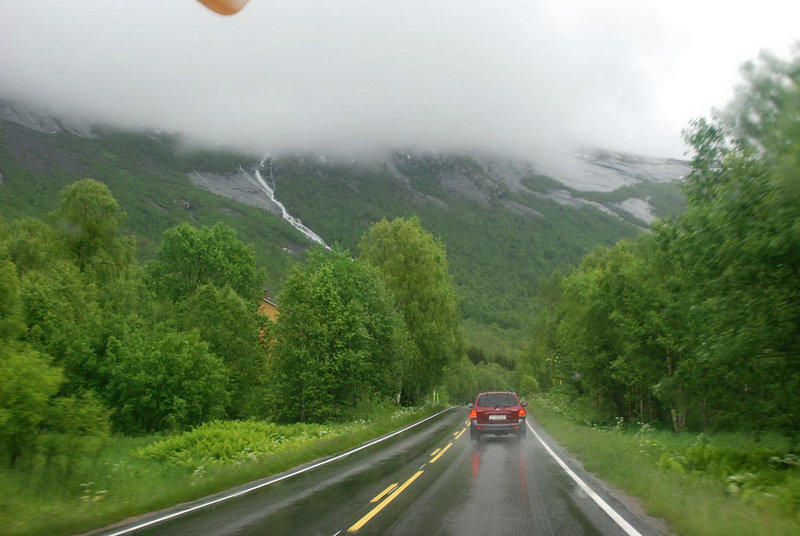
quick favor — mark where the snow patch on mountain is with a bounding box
[537,149,689,192]
[612,198,657,225]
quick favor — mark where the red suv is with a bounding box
[468,391,527,440]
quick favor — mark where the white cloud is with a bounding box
[2,0,798,159]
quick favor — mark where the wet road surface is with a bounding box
[95,408,667,536]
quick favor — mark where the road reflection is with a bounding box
[468,435,529,503]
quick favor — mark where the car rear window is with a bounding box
[477,393,517,407]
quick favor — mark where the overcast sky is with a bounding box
[1,0,798,159]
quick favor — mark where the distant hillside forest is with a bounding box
[0,115,685,360]
[0,120,308,283]
[261,153,685,355]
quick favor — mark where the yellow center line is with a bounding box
[454,427,467,440]
[429,442,452,464]
[370,483,398,503]
[430,448,441,457]
[347,470,424,533]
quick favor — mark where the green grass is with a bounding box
[0,404,443,536]
[530,397,800,535]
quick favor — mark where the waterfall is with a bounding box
[241,159,329,249]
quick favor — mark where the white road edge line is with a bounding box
[528,422,642,536]
[102,407,455,536]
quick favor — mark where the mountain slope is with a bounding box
[0,100,688,355]
[190,149,687,352]
[0,107,313,286]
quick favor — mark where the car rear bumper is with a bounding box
[471,419,525,434]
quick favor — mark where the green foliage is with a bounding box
[266,153,650,351]
[52,178,135,282]
[439,356,479,404]
[269,247,407,422]
[661,51,800,430]
[0,213,111,468]
[532,397,800,534]
[146,221,265,302]
[45,392,111,438]
[0,258,24,340]
[18,260,106,394]
[0,345,63,466]
[137,420,352,469]
[105,325,230,433]
[1,114,680,361]
[2,217,67,277]
[0,119,300,291]
[441,354,518,405]
[0,404,439,536]
[359,217,462,404]
[653,437,800,520]
[174,284,269,418]
[532,386,617,427]
[37,393,112,476]
[528,49,800,433]
[0,179,281,440]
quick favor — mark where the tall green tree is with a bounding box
[269,248,408,423]
[52,178,135,282]
[146,222,265,302]
[174,284,269,418]
[664,51,800,430]
[18,260,106,394]
[359,217,462,404]
[0,254,108,465]
[2,217,67,277]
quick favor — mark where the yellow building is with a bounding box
[258,290,279,322]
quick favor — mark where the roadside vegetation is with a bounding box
[1,403,441,536]
[522,50,800,432]
[522,49,800,533]
[0,174,505,532]
[532,395,800,535]
[0,169,470,534]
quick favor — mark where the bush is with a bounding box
[0,346,63,466]
[105,326,229,433]
[137,420,340,469]
[656,434,800,518]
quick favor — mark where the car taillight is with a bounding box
[518,407,526,418]
[469,409,477,419]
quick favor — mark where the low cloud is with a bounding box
[2,1,799,159]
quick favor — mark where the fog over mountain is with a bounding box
[2,1,799,160]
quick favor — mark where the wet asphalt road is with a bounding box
[97,408,667,536]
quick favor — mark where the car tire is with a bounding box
[517,426,526,439]
[470,426,480,441]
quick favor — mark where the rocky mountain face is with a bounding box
[189,147,689,236]
[1,97,689,231]
[0,98,96,139]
